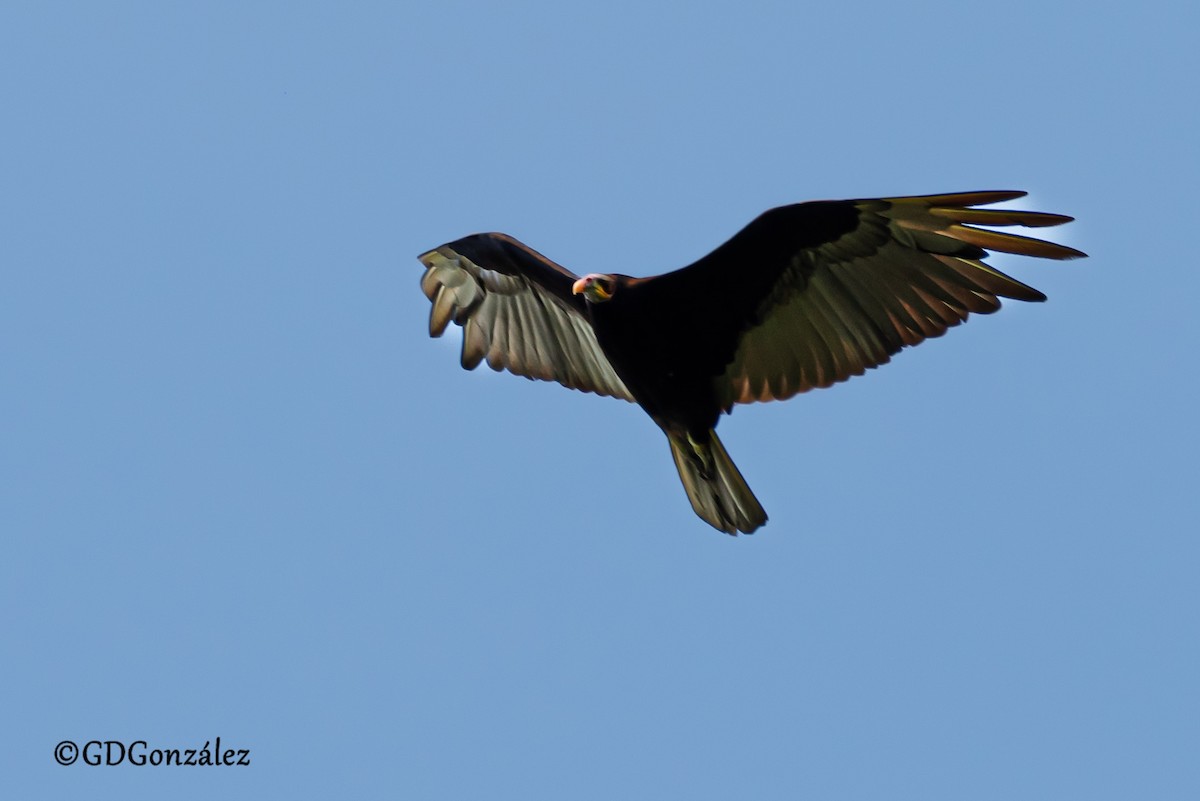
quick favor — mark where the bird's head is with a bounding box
[572,273,618,304]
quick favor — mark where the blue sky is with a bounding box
[3,2,1197,798]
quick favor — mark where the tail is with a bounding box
[667,429,767,535]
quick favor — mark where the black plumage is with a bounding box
[417,191,1084,534]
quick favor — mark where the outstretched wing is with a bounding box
[637,191,1084,408]
[418,233,633,401]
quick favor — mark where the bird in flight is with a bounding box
[417,191,1084,535]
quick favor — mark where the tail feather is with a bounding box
[667,429,767,535]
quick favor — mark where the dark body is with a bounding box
[583,202,863,434]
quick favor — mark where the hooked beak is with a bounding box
[572,276,589,295]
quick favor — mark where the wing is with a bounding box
[418,232,634,401]
[636,191,1084,408]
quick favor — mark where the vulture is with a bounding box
[417,191,1084,535]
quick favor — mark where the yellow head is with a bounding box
[571,273,617,303]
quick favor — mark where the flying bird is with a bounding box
[417,191,1084,535]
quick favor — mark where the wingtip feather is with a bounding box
[948,224,1086,260]
[885,190,1028,207]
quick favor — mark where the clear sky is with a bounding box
[4,2,1197,799]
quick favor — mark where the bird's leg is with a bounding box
[685,431,716,480]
